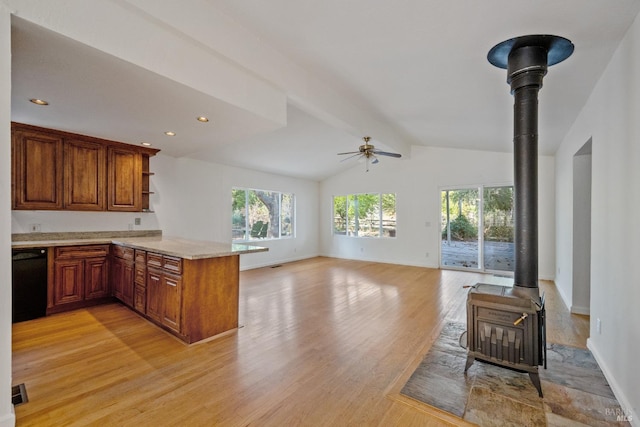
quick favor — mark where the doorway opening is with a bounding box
[571,139,592,314]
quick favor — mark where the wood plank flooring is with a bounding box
[12,257,589,426]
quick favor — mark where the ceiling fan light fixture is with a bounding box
[337,136,401,171]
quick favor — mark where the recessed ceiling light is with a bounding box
[141,142,152,147]
[164,131,176,136]
[196,116,209,123]
[29,98,49,106]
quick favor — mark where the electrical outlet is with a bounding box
[29,224,41,232]
[425,221,431,227]
[134,217,141,225]
[425,252,430,258]
[360,247,364,252]
[596,318,601,334]
[128,223,134,231]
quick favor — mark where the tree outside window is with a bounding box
[333,193,396,238]
[232,188,295,241]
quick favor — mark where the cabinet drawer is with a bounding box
[55,244,110,259]
[163,256,182,274]
[135,249,146,264]
[135,265,146,286]
[147,252,163,269]
[112,245,134,260]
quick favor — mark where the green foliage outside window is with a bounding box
[232,188,295,241]
[333,193,397,238]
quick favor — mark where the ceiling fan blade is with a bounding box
[371,156,379,164]
[372,150,402,158]
[337,151,360,155]
[340,153,362,162]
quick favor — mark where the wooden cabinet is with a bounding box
[64,138,106,210]
[108,147,141,212]
[49,245,110,314]
[53,259,84,305]
[142,252,239,343]
[133,250,147,313]
[12,127,64,210]
[145,254,184,334]
[46,240,241,343]
[111,245,134,307]
[11,123,158,212]
[146,267,163,323]
[85,257,110,299]
[141,155,155,212]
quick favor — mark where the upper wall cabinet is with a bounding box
[12,127,64,210]
[11,123,159,212]
[64,138,106,211]
[107,146,141,212]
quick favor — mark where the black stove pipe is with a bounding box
[488,36,574,299]
[509,46,546,291]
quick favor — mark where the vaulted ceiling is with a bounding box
[11,1,640,180]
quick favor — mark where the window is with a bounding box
[232,188,295,241]
[440,185,514,272]
[333,193,396,237]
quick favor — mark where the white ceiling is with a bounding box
[11,1,640,181]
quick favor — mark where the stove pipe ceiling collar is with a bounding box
[487,35,573,295]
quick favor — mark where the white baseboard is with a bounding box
[587,338,637,425]
[240,254,318,271]
[570,306,590,315]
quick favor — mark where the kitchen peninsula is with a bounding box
[12,231,267,343]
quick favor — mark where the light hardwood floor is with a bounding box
[12,257,589,426]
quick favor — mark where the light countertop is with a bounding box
[12,232,267,260]
[111,237,267,260]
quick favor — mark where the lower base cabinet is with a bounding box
[47,243,240,344]
[48,245,110,314]
[139,251,239,343]
[111,246,134,307]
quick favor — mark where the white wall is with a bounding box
[320,145,556,280]
[11,211,161,234]
[152,154,320,270]
[0,3,14,426]
[555,12,640,423]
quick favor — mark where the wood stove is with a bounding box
[465,35,573,398]
[465,283,546,396]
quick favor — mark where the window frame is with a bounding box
[332,192,397,238]
[232,187,295,242]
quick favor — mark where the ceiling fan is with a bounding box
[337,136,402,172]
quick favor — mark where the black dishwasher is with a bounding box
[12,248,48,323]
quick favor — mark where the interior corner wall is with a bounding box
[555,12,640,422]
[151,154,320,270]
[0,4,15,427]
[319,145,556,280]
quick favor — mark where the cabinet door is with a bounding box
[122,261,135,307]
[53,259,84,305]
[12,129,63,209]
[146,268,163,323]
[85,257,109,299]
[133,285,146,313]
[111,256,124,300]
[64,139,106,210]
[162,273,182,333]
[107,147,141,211]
